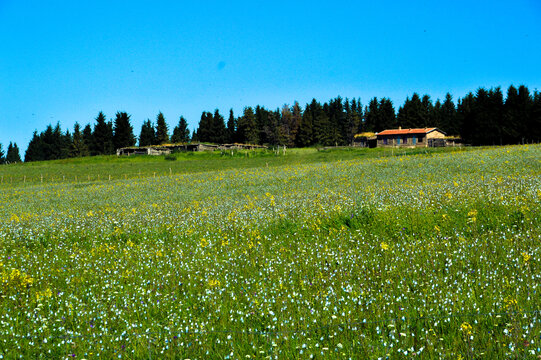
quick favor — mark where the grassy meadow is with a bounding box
[0,145,540,359]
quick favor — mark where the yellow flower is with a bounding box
[467,209,477,223]
[460,322,472,336]
[522,252,531,263]
[199,238,208,248]
[380,242,389,251]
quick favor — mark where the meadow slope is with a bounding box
[0,145,540,359]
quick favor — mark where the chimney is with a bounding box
[398,126,402,130]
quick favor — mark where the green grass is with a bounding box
[0,145,539,359]
[0,146,468,187]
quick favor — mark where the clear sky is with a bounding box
[1,0,540,154]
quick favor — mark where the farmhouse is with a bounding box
[376,127,447,147]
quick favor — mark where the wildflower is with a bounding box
[467,209,477,223]
[380,242,389,251]
[460,322,472,336]
[522,252,531,263]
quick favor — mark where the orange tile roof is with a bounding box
[377,128,438,135]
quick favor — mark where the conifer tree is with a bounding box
[397,93,423,128]
[310,99,330,145]
[440,93,458,135]
[364,98,379,132]
[155,112,169,144]
[171,116,190,143]
[0,143,4,164]
[279,105,294,146]
[420,95,434,127]
[211,109,227,143]
[237,107,258,144]
[24,131,41,162]
[82,124,93,151]
[196,112,213,142]
[139,119,156,146]
[113,112,136,149]
[226,109,237,143]
[296,104,313,147]
[290,102,302,145]
[378,98,396,130]
[531,91,541,143]
[6,142,21,163]
[71,123,89,157]
[92,112,114,155]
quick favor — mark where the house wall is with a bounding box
[426,130,446,139]
[377,134,428,147]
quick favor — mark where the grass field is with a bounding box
[0,145,540,359]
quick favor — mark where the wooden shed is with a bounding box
[376,127,446,147]
[353,132,377,148]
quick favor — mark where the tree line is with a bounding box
[14,84,541,163]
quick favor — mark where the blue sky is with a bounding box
[1,0,540,154]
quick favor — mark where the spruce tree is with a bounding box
[139,120,156,146]
[397,93,423,128]
[296,104,313,147]
[196,112,213,142]
[61,129,72,159]
[364,98,379,132]
[457,92,476,145]
[311,99,330,145]
[6,142,21,163]
[440,93,458,135]
[155,112,169,144]
[24,131,42,162]
[226,109,237,143]
[92,112,114,155]
[82,124,93,151]
[171,116,190,143]
[113,112,136,149]
[290,102,302,145]
[71,123,89,157]
[279,105,294,146]
[211,109,227,143]
[379,98,397,130]
[237,107,258,144]
[531,91,541,143]
[0,143,4,164]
